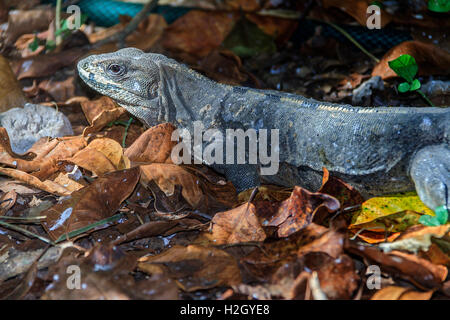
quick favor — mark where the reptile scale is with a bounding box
[78,48,449,211]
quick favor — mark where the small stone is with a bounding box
[0,103,73,154]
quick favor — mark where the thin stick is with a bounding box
[0,220,54,245]
[417,89,436,107]
[93,0,159,49]
[55,0,62,46]
[313,19,380,64]
[0,215,46,220]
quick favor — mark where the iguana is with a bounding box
[78,48,449,211]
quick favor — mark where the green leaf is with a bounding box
[388,54,418,83]
[350,192,434,232]
[28,35,39,52]
[398,82,410,93]
[80,13,88,26]
[409,78,421,91]
[419,214,441,226]
[371,1,384,8]
[55,19,70,37]
[223,17,276,58]
[435,205,449,225]
[45,39,56,52]
[54,212,125,243]
[428,0,450,12]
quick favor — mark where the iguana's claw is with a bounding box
[410,144,450,210]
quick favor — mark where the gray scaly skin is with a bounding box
[78,48,449,211]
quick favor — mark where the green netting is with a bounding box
[43,0,412,50]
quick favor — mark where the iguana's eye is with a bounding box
[107,64,125,76]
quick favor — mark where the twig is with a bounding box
[0,215,47,221]
[55,0,62,46]
[54,212,125,243]
[309,271,328,300]
[0,220,54,245]
[93,0,159,49]
[313,19,380,64]
[417,89,436,107]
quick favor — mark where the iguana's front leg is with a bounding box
[410,144,450,210]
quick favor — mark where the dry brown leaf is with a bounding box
[208,202,267,245]
[372,41,450,80]
[379,224,450,253]
[350,229,401,244]
[0,167,71,196]
[420,244,450,268]
[4,8,54,45]
[322,0,392,27]
[266,186,340,237]
[11,48,84,80]
[302,252,359,299]
[0,179,40,195]
[0,190,17,215]
[346,241,448,289]
[37,77,75,102]
[51,171,86,193]
[161,10,236,59]
[238,185,292,203]
[241,223,329,280]
[138,245,242,292]
[246,13,298,45]
[81,96,126,136]
[318,167,364,209]
[66,138,129,176]
[296,229,344,259]
[371,286,409,300]
[140,163,236,215]
[43,244,178,299]
[125,123,177,164]
[41,167,140,241]
[371,286,434,300]
[0,55,27,112]
[125,14,167,51]
[141,163,202,208]
[226,0,261,11]
[0,133,87,182]
[399,289,435,300]
[195,49,251,86]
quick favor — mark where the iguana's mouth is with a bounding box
[78,64,155,104]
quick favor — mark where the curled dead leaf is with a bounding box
[4,8,54,45]
[346,241,448,289]
[41,167,140,241]
[161,10,236,59]
[11,48,84,80]
[266,186,340,237]
[0,55,27,112]
[81,96,126,136]
[138,244,242,292]
[371,286,434,300]
[207,202,267,245]
[125,123,177,164]
[140,163,236,215]
[322,0,392,27]
[0,167,71,196]
[372,41,450,80]
[66,138,130,176]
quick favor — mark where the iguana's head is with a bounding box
[77,48,169,125]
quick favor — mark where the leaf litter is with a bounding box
[0,0,448,301]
